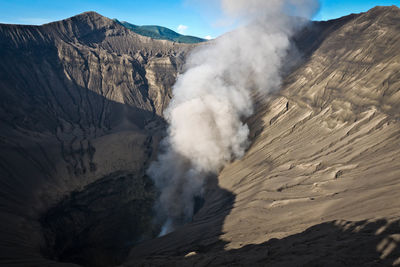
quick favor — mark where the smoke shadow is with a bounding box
[127,217,400,266]
[127,174,236,260]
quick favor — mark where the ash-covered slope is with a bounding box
[2,6,400,267]
[126,6,400,266]
[0,11,192,267]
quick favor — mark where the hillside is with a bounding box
[126,5,400,266]
[114,20,207,43]
[0,6,400,267]
[0,11,192,267]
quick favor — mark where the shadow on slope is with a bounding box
[0,34,167,267]
[40,172,159,267]
[130,218,400,266]
[126,175,236,260]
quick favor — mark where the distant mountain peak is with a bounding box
[43,10,120,32]
[69,11,113,22]
[114,19,206,44]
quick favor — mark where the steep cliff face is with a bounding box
[0,11,192,267]
[126,6,400,266]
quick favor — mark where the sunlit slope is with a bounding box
[219,4,400,249]
[127,6,400,266]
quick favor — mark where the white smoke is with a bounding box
[148,0,320,235]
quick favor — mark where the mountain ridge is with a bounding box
[0,11,207,44]
[114,19,207,43]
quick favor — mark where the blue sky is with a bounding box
[315,0,399,20]
[0,0,398,38]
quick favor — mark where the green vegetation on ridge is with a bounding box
[114,19,206,44]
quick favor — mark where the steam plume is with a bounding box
[148,0,319,235]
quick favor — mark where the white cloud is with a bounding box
[17,18,51,25]
[204,35,213,40]
[177,24,188,34]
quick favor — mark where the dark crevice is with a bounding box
[40,172,159,267]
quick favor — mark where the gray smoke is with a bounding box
[148,0,320,235]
